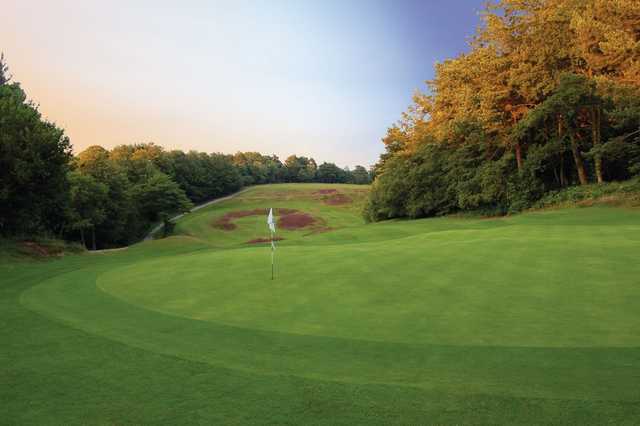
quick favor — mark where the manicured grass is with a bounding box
[3,184,640,424]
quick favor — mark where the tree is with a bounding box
[131,171,193,222]
[0,53,10,86]
[284,155,317,182]
[73,146,140,246]
[515,74,604,185]
[0,59,72,236]
[367,0,640,221]
[160,151,241,203]
[571,0,640,85]
[351,166,371,184]
[67,171,108,249]
[316,162,348,183]
[75,145,111,178]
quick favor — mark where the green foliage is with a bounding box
[131,171,193,222]
[161,150,242,203]
[284,155,317,182]
[232,152,285,185]
[67,171,108,248]
[535,176,640,209]
[0,77,72,236]
[316,162,349,183]
[366,139,515,220]
[0,52,10,86]
[351,165,371,184]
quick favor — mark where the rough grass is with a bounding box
[3,183,640,424]
[534,177,640,210]
[0,238,84,262]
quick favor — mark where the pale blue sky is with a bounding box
[2,0,484,167]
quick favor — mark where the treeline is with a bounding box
[232,152,371,186]
[365,0,640,221]
[0,55,371,248]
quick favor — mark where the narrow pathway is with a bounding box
[144,187,252,240]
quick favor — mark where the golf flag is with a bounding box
[267,208,276,233]
[267,208,276,279]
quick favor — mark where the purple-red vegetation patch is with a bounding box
[315,189,338,195]
[278,213,316,230]
[213,208,315,231]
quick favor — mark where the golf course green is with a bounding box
[3,183,640,424]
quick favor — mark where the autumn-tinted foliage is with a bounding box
[366,0,640,221]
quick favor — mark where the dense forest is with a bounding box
[365,0,640,220]
[0,55,370,249]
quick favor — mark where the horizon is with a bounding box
[2,0,483,168]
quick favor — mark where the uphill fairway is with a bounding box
[4,185,640,424]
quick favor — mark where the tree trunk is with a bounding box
[558,117,567,187]
[591,106,604,183]
[80,228,86,249]
[570,135,589,185]
[515,141,523,171]
[559,114,588,185]
[91,227,97,251]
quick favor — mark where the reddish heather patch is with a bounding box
[278,213,316,230]
[324,193,352,205]
[215,222,238,230]
[315,189,338,195]
[213,208,264,230]
[246,236,285,244]
[212,208,302,231]
[20,241,63,257]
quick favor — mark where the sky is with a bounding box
[2,0,485,168]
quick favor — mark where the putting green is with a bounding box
[96,221,640,347]
[8,184,640,423]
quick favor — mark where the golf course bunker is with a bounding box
[213,208,298,230]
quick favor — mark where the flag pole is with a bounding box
[268,207,275,280]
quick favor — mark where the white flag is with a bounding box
[267,208,276,233]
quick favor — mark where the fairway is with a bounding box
[4,184,640,424]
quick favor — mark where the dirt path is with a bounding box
[144,187,252,240]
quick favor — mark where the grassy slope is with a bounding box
[3,183,640,424]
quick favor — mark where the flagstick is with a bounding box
[268,207,276,280]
